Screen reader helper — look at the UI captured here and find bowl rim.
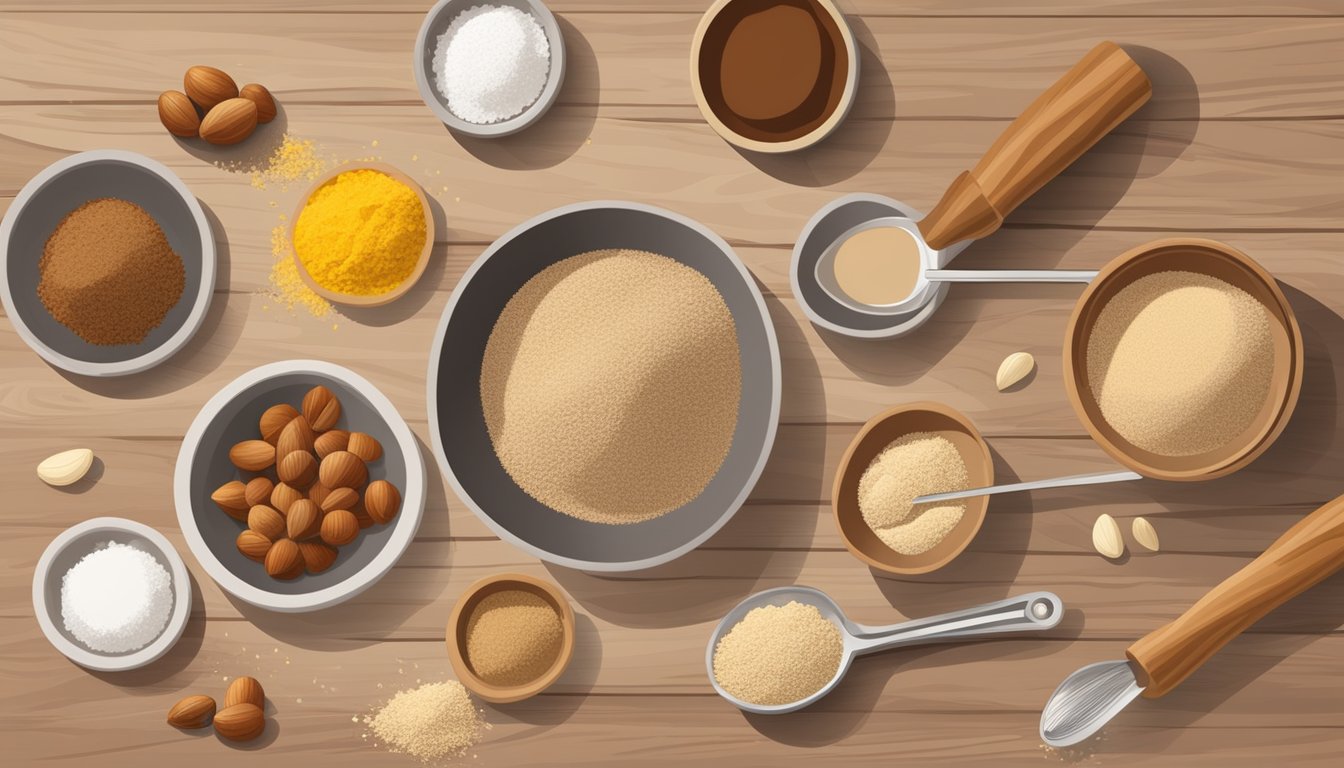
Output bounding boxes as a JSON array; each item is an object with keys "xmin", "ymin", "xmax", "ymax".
[
  {"xmin": 173, "ymin": 360, "xmax": 426, "ymax": 612},
  {"xmin": 288, "ymin": 162, "xmax": 436, "ymax": 307},
  {"xmin": 690, "ymin": 0, "xmax": 860, "ymax": 154},
  {"xmin": 445, "ymin": 572, "xmax": 577, "ymax": 703},
  {"xmin": 31, "ymin": 516, "xmax": 193, "ymax": 672},
  {"xmin": 425, "ymin": 200, "xmax": 782, "ymax": 572},
  {"xmin": 412, "ymin": 0, "xmax": 568, "ymax": 138},
  {"xmin": 0, "ymin": 149, "xmax": 217, "ymax": 377}
]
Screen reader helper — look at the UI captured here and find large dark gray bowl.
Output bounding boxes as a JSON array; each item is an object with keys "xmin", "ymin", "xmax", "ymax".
[
  {"xmin": 0, "ymin": 150, "xmax": 215, "ymax": 376},
  {"xmin": 174, "ymin": 361, "xmax": 425, "ymax": 612},
  {"xmin": 427, "ymin": 202, "xmax": 781, "ymax": 572}
]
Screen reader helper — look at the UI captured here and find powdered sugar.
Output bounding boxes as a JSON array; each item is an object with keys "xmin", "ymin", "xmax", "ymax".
[
  {"xmin": 432, "ymin": 4, "xmax": 551, "ymax": 125},
  {"xmin": 60, "ymin": 541, "xmax": 173, "ymax": 653}
]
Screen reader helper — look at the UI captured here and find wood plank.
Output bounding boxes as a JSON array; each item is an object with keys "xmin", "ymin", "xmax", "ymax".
[{"xmin": 4, "ymin": 13, "xmax": 1342, "ymax": 119}]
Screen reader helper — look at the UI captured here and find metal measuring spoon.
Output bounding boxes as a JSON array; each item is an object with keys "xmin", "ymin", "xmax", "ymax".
[{"xmin": 706, "ymin": 585, "xmax": 1063, "ymax": 714}]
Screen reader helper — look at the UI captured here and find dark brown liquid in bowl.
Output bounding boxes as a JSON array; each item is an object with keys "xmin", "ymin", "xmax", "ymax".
[{"xmin": 699, "ymin": 0, "xmax": 848, "ymax": 143}]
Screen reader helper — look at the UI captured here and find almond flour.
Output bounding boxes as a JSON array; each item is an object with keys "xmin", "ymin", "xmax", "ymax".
[
  {"xmin": 712, "ymin": 601, "xmax": 843, "ymax": 706},
  {"xmin": 857, "ymin": 433, "xmax": 970, "ymax": 555}
]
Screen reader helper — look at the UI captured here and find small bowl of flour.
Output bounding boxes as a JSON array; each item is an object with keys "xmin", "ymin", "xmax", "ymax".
[
  {"xmin": 414, "ymin": 0, "xmax": 567, "ymax": 137},
  {"xmin": 32, "ymin": 517, "xmax": 192, "ymax": 671}
]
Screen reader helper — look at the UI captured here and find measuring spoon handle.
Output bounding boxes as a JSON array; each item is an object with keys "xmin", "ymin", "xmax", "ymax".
[
  {"xmin": 926, "ymin": 269, "xmax": 1099, "ymax": 284},
  {"xmin": 850, "ymin": 592, "xmax": 1063, "ymax": 655},
  {"xmin": 913, "ymin": 470, "xmax": 1143, "ymax": 506},
  {"xmin": 918, "ymin": 42, "xmax": 1151, "ymax": 251}
]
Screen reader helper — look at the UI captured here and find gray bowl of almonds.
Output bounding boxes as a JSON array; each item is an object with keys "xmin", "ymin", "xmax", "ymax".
[{"xmin": 174, "ymin": 360, "xmax": 425, "ymax": 612}]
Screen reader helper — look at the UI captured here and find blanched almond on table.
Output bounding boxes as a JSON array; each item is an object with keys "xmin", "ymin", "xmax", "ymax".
[
  {"xmin": 239, "ymin": 83, "xmax": 277, "ymax": 124},
  {"xmin": 247, "ymin": 505, "xmax": 286, "ymax": 541},
  {"xmin": 302, "ymin": 385, "xmax": 342, "ymax": 432},
  {"xmin": 1092, "ymin": 513, "xmax": 1125, "ymax": 559},
  {"xmin": 1132, "ymin": 516, "xmax": 1161, "ymax": 552},
  {"xmin": 244, "ymin": 476, "xmax": 275, "ymax": 508},
  {"xmin": 237, "ymin": 530, "xmax": 272, "ymax": 562},
  {"xmin": 259, "ymin": 403, "xmax": 299, "ymax": 445},
  {"xmin": 270, "ymin": 482, "xmax": 304, "ymax": 514},
  {"xmin": 213, "ymin": 703, "xmax": 265, "ymax": 742},
  {"xmin": 199, "ymin": 97, "xmax": 257, "ymax": 145},
  {"xmin": 347, "ymin": 432, "xmax": 383, "ymax": 462},
  {"xmin": 276, "ymin": 416, "xmax": 315, "ymax": 457},
  {"xmin": 286, "ymin": 499, "xmax": 321, "ymax": 540},
  {"xmin": 183, "ymin": 65, "xmax": 238, "ymax": 111},
  {"xmin": 264, "ymin": 538, "xmax": 303, "ymax": 579},
  {"xmin": 157, "ymin": 90, "xmax": 200, "ymax": 138},
  {"xmin": 319, "ymin": 486, "xmax": 359, "ymax": 514},
  {"xmin": 277, "ymin": 450, "xmax": 317, "ymax": 487},
  {"xmin": 319, "ymin": 451, "xmax": 366, "ymax": 489},
  {"xmin": 212, "ymin": 480, "xmax": 250, "ymax": 519},
  {"xmin": 364, "ymin": 480, "xmax": 401, "ymax": 524},
  {"xmin": 167, "ymin": 694, "xmax": 216, "ymax": 729},
  {"xmin": 37, "ymin": 448, "xmax": 95, "ymax": 487},
  {"xmin": 229, "ymin": 440, "xmax": 275, "ymax": 472},
  {"xmin": 996, "ymin": 351, "xmax": 1036, "ymax": 391},
  {"xmin": 314, "ymin": 429, "xmax": 349, "ymax": 459},
  {"xmin": 299, "ymin": 541, "xmax": 338, "ymax": 574},
  {"xmin": 224, "ymin": 676, "xmax": 265, "ymax": 709},
  {"xmin": 320, "ymin": 509, "xmax": 359, "ymax": 546}
]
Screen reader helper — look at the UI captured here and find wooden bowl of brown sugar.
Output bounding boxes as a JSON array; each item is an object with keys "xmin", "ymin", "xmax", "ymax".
[
  {"xmin": 447, "ymin": 573, "xmax": 576, "ymax": 703},
  {"xmin": 691, "ymin": 0, "xmax": 859, "ymax": 153}
]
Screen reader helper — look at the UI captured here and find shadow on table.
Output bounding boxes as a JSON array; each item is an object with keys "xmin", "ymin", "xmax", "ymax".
[
  {"xmin": 483, "ymin": 613, "xmax": 602, "ymax": 731},
  {"xmin": 87, "ymin": 573, "xmax": 207, "ymax": 690}
]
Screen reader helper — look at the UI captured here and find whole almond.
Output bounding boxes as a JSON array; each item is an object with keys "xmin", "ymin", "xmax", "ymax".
[
  {"xmin": 319, "ymin": 451, "xmax": 366, "ymax": 490},
  {"xmin": 319, "ymin": 486, "xmax": 360, "ymax": 514},
  {"xmin": 212, "ymin": 480, "xmax": 250, "ymax": 520},
  {"xmin": 184, "ymin": 65, "xmax": 238, "ymax": 111},
  {"xmin": 229, "ymin": 440, "xmax": 275, "ymax": 472},
  {"xmin": 364, "ymin": 480, "xmax": 401, "ymax": 524},
  {"xmin": 1132, "ymin": 517, "xmax": 1160, "ymax": 552},
  {"xmin": 237, "ymin": 529, "xmax": 272, "ymax": 562},
  {"xmin": 244, "ymin": 476, "xmax": 275, "ymax": 508},
  {"xmin": 314, "ymin": 429, "xmax": 349, "ymax": 459},
  {"xmin": 239, "ymin": 83, "xmax": 277, "ymax": 124},
  {"xmin": 278, "ymin": 450, "xmax": 318, "ymax": 487},
  {"xmin": 265, "ymin": 538, "xmax": 303, "ymax": 579},
  {"xmin": 270, "ymin": 482, "xmax": 305, "ymax": 514},
  {"xmin": 286, "ymin": 499, "xmax": 321, "ymax": 540},
  {"xmin": 157, "ymin": 90, "xmax": 200, "ymax": 138},
  {"xmin": 224, "ymin": 676, "xmax": 265, "ymax": 709},
  {"xmin": 996, "ymin": 351, "xmax": 1035, "ymax": 391},
  {"xmin": 276, "ymin": 416, "xmax": 315, "ymax": 458},
  {"xmin": 320, "ymin": 509, "xmax": 359, "ymax": 546},
  {"xmin": 298, "ymin": 541, "xmax": 338, "ymax": 574},
  {"xmin": 353, "ymin": 506, "xmax": 377, "ymax": 529},
  {"xmin": 302, "ymin": 385, "xmax": 341, "ymax": 432},
  {"xmin": 200, "ymin": 97, "xmax": 257, "ymax": 145},
  {"xmin": 247, "ymin": 505, "xmax": 286, "ymax": 540},
  {"xmin": 347, "ymin": 432, "xmax": 383, "ymax": 463},
  {"xmin": 259, "ymin": 403, "xmax": 299, "ymax": 445},
  {"xmin": 213, "ymin": 702, "xmax": 265, "ymax": 742},
  {"xmin": 167, "ymin": 694, "xmax": 216, "ymax": 729},
  {"xmin": 1092, "ymin": 513, "xmax": 1125, "ymax": 559},
  {"xmin": 307, "ymin": 481, "xmax": 331, "ymax": 507}
]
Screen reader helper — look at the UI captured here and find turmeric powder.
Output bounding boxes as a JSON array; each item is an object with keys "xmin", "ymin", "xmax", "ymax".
[{"xmin": 293, "ymin": 168, "xmax": 426, "ymax": 297}]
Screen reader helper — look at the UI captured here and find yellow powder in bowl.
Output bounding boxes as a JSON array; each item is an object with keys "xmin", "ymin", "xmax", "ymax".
[
  {"xmin": 712, "ymin": 601, "xmax": 843, "ymax": 706},
  {"xmin": 1086, "ymin": 270, "xmax": 1274, "ymax": 457},
  {"xmin": 857, "ymin": 432, "xmax": 970, "ymax": 556},
  {"xmin": 465, "ymin": 590, "xmax": 564, "ymax": 687},
  {"xmin": 481, "ymin": 248, "xmax": 742, "ymax": 524},
  {"xmin": 293, "ymin": 168, "xmax": 426, "ymax": 297}
]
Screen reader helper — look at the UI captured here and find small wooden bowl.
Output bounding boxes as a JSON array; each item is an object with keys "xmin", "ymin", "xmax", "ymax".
[
  {"xmin": 446, "ymin": 573, "xmax": 576, "ymax": 703},
  {"xmin": 289, "ymin": 162, "xmax": 434, "ymax": 307},
  {"xmin": 1063, "ymin": 238, "xmax": 1303, "ymax": 482},
  {"xmin": 832, "ymin": 402, "xmax": 993, "ymax": 575}
]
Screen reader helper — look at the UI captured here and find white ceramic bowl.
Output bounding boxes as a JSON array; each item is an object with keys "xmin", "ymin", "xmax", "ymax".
[
  {"xmin": 175, "ymin": 360, "xmax": 425, "ymax": 612},
  {"xmin": 32, "ymin": 517, "xmax": 193, "ymax": 672}
]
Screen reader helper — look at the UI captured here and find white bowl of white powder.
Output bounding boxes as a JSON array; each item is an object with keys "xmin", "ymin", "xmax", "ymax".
[
  {"xmin": 414, "ymin": 0, "xmax": 566, "ymax": 137},
  {"xmin": 32, "ymin": 517, "xmax": 191, "ymax": 671}
]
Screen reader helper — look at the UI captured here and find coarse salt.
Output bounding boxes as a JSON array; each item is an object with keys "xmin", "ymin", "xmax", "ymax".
[
  {"xmin": 60, "ymin": 541, "xmax": 173, "ymax": 653},
  {"xmin": 433, "ymin": 4, "xmax": 551, "ymax": 125}
]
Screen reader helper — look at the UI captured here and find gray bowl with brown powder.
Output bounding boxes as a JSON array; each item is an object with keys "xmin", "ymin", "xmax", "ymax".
[
  {"xmin": 0, "ymin": 150, "xmax": 216, "ymax": 376},
  {"xmin": 427, "ymin": 202, "xmax": 781, "ymax": 572}
]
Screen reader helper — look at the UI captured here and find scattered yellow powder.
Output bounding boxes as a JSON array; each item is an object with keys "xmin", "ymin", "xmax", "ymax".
[
  {"xmin": 857, "ymin": 433, "xmax": 970, "ymax": 555},
  {"xmin": 712, "ymin": 601, "xmax": 843, "ymax": 706},
  {"xmin": 266, "ymin": 221, "xmax": 333, "ymax": 319},
  {"xmin": 293, "ymin": 169, "xmax": 426, "ymax": 297},
  {"xmin": 365, "ymin": 681, "xmax": 489, "ymax": 762},
  {"xmin": 1087, "ymin": 270, "xmax": 1274, "ymax": 456},
  {"xmin": 250, "ymin": 134, "xmax": 329, "ymax": 191},
  {"xmin": 465, "ymin": 590, "xmax": 564, "ymax": 687}
]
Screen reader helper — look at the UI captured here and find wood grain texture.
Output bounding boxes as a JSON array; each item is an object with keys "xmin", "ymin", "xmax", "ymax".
[{"xmin": 1, "ymin": 1, "xmax": 1342, "ymax": 765}]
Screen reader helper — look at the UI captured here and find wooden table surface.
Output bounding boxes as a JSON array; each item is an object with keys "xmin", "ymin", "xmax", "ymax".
[{"xmin": 2, "ymin": 1, "xmax": 1342, "ymax": 765}]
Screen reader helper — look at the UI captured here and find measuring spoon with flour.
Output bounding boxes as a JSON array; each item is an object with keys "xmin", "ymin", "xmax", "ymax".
[
  {"xmin": 809, "ymin": 41, "xmax": 1150, "ymax": 318},
  {"xmin": 707, "ymin": 586, "xmax": 1063, "ymax": 714}
]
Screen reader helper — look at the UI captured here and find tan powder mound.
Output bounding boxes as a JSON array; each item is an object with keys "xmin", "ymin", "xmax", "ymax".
[
  {"xmin": 465, "ymin": 590, "xmax": 564, "ymax": 687},
  {"xmin": 712, "ymin": 601, "xmax": 843, "ymax": 706},
  {"xmin": 857, "ymin": 432, "xmax": 970, "ymax": 556},
  {"xmin": 366, "ymin": 680, "xmax": 488, "ymax": 761},
  {"xmin": 481, "ymin": 249, "xmax": 742, "ymax": 524},
  {"xmin": 1086, "ymin": 270, "xmax": 1274, "ymax": 457}
]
